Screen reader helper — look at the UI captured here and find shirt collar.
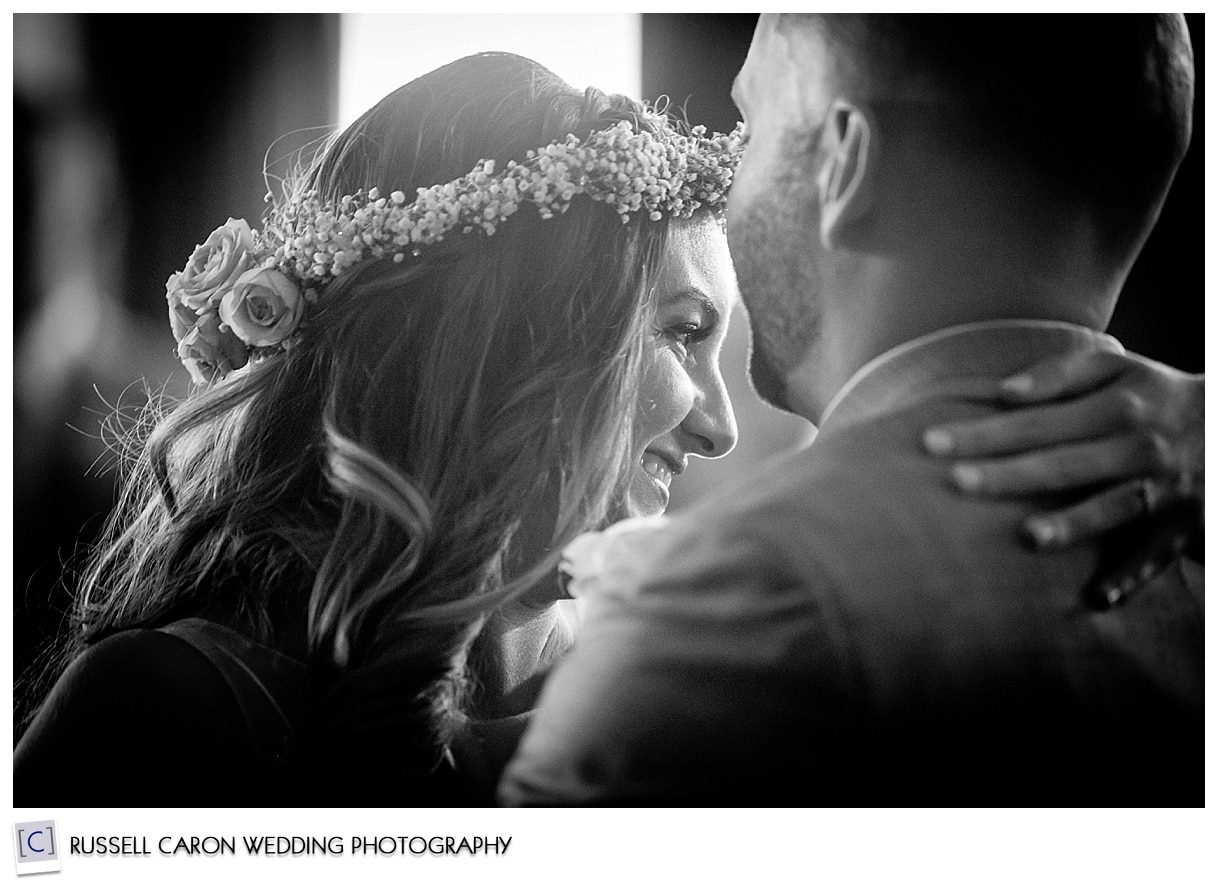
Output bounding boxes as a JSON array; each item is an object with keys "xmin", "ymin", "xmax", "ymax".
[{"xmin": 818, "ymin": 319, "xmax": 1124, "ymax": 432}]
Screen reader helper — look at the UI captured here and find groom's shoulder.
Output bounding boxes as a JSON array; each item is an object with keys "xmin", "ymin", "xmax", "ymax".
[
  {"xmin": 634, "ymin": 394, "xmax": 1040, "ymax": 619},
  {"xmin": 678, "ymin": 405, "xmax": 944, "ymax": 549}
]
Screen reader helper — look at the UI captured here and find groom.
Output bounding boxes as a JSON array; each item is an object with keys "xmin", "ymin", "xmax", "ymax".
[{"xmin": 500, "ymin": 15, "xmax": 1203, "ymax": 804}]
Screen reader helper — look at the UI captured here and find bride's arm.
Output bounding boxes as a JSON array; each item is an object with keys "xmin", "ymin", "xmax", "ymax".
[{"xmin": 921, "ymin": 349, "xmax": 1203, "ymax": 551}]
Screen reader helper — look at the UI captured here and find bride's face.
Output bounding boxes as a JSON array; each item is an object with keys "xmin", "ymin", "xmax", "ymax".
[{"xmin": 627, "ymin": 214, "xmax": 740, "ymax": 517}]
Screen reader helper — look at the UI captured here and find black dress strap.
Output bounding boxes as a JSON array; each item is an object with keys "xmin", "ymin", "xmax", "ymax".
[{"xmin": 159, "ymin": 618, "xmax": 308, "ymax": 771}]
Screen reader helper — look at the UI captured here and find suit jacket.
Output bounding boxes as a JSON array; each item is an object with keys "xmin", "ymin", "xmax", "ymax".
[{"xmin": 499, "ymin": 321, "xmax": 1204, "ymax": 806}]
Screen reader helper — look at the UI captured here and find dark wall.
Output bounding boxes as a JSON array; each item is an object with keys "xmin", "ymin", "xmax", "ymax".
[{"xmin": 92, "ymin": 14, "xmax": 342, "ymax": 324}]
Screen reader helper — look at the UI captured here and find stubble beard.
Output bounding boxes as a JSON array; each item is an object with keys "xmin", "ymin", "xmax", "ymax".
[{"xmin": 729, "ymin": 192, "xmax": 822, "ymax": 417}]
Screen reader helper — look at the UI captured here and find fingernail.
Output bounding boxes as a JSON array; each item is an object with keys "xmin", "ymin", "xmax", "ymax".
[
  {"xmin": 1096, "ymin": 573, "xmax": 1139, "ymax": 607},
  {"xmin": 1025, "ymin": 518, "xmax": 1060, "ymax": 547},
  {"xmin": 1001, "ymin": 374, "xmax": 1035, "ymax": 395},
  {"xmin": 1101, "ymin": 581, "xmax": 1126, "ymax": 607},
  {"xmin": 923, "ymin": 428, "xmax": 954, "ymax": 455},
  {"xmin": 952, "ymin": 464, "xmax": 983, "ymax": 491}
]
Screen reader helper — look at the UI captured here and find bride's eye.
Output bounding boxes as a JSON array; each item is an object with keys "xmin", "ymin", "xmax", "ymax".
[{"xmin": 662, "ymin": 321, "xmax": 709, "ymax": 355}]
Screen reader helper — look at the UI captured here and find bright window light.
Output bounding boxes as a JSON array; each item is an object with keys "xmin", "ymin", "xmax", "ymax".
[{"xmin": 339, "ymin": 13, "xmax": 642, "ymax": 128}]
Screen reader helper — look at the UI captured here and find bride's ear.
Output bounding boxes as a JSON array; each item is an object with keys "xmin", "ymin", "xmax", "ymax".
[{"xmin": 816, "ymin": 99, "xmax": 879, "ymax": 251}]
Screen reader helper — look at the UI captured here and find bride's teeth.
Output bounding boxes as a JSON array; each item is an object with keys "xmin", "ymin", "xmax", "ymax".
[{"xmin": 640, "ymin": 451, "xmax": 673, "ymax": 487}]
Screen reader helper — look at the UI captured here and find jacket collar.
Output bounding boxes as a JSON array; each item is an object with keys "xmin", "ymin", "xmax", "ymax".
[{"xmin": 819, "ymin": 319, "xmax": 1123, "ymax": 433}]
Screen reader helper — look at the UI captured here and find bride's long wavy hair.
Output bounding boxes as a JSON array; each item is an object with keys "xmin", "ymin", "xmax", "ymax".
[{"xmin": 55, "ymin": 53, "xmax": 672, "ymax": 771}]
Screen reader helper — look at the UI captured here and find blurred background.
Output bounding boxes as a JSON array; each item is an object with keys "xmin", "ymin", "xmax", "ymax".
[{"xmin": 11, "ymin": 14, "xmax": 1204, "ymax": 711}]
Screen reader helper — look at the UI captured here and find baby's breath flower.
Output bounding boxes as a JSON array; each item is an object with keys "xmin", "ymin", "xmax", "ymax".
[{"xmin": 170, "ymin": 113, "xmax": 744, "ymax": 385}]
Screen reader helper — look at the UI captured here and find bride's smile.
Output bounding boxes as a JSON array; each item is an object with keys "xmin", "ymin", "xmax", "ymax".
[{"xmin": 639, "ymin": 447, "xmax": 683, "ymax": 504}]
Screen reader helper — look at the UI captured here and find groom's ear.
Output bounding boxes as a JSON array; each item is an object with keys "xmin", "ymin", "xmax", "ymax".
[{"xmin": 816, "ymin": 100, "xmax": 879, "ymax": 251}]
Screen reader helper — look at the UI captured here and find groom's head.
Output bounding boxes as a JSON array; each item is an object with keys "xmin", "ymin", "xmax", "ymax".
[{"xmin": 729, "ymin": 14, "xmax": 1194, "ymax": 421}]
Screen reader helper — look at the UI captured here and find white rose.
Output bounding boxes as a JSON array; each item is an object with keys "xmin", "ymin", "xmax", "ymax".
[
  {"xmin": 169, "ymin": 218, "xmax": 257, "ymax": 311},
  {"xmin": 167, "ymin": 298, "xmax": 197, "ymax": 344},
  {"xmin": 560, "ymin": 515, "xmax": 673, "ymax": 600},
  {"xmin": 218, "ymin": 267, "xmax": 304, "ymax": 347},
  {"xmin": 177, "ymin": 312, "xmax": 250, "ymax": 385}
]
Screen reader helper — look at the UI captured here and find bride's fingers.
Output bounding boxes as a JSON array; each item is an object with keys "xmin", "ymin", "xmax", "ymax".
[
  {"xmin": 923, "ymin": 387, "xmax": 1146, "ymax": 458},
  {"xmin": 1022, "ymin": 477, "xmax": 1198, "ymax": 564},
  {"xmin": 997, "ymin": 348, "xmax": 1133, "ymax": 404},
  {"xmin": 1021, "ymin": 478, "xmax": 1156, "ymax": 549},
  {"xmin": 948, "ymin": 432, "xmax": 1174, "ymax": 497}
]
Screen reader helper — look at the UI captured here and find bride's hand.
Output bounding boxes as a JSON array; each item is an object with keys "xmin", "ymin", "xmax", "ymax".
[{"xmin": 922, "ymin": 349, "xmax": 1203, "ymax": 550}]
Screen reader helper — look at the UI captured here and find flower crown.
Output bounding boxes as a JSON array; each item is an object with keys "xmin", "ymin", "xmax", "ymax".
[{"xmin": 166, "ymin": 114, "xmax": 745, "ymax": 385}]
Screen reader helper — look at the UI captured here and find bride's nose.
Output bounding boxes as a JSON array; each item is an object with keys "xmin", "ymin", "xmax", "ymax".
[{"xmin": 679, "ymin": 369, "xmax": 738, "ymax": 458}]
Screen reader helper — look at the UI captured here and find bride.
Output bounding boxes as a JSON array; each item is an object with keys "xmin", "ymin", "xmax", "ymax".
[{"xmin": 13, "ymin": 52, "xmax": 1203, "ymax": 806}]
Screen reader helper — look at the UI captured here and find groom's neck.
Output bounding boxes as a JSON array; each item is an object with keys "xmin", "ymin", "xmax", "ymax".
[{"xmin": 789, "ymin": 239, "xmax": 1124, "ymax": 426}]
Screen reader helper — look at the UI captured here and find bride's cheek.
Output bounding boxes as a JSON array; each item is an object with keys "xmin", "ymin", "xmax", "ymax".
[
  {"xmin": 635, "ymin": 356, "xmax": 690, "ymax": 438},
  {"xmin": 658, "ymin": 362, "xmax": 698, "ymax": 428}
]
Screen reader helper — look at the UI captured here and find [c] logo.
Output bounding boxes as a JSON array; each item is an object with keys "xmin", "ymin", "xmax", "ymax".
[{"xmin": 12, "ymin": 821, "xmax": 60, "ymax": 876}]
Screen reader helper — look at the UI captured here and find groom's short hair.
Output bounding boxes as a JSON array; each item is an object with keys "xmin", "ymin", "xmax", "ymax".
[{"xmin": 787, "ymin": 14, "xmax": 1194, "ymax": 253}]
